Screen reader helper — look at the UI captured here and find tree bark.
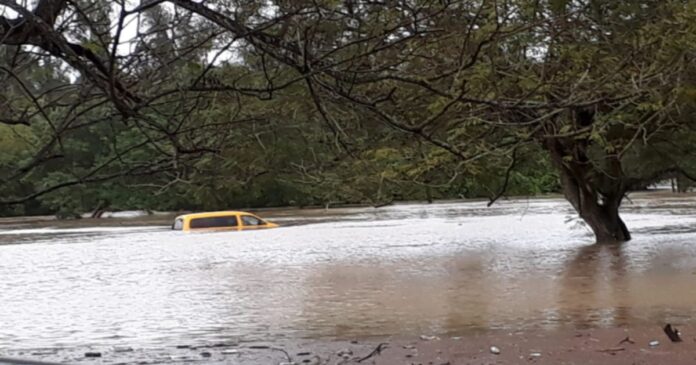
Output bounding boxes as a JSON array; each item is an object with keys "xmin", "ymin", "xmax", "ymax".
[
  {"xmin": 677, "ymin": 175, "xmax": 692, "ymax": 193},
  {"xmin": 546, "ymin": 140, "xmax": 631, "ymax": 244},
  {"xmin": 576, "ymin": 191, "xmax": 631, "ymax": 243},
  {"xmin": 559, "ymin": 167, "xmax": 631, "ymax": 243}
]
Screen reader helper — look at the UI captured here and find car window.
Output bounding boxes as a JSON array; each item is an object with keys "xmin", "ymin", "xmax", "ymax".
[
  {"xmin": 172, "ymin": 219, "xmax": 183, "ymax": 230},
  {"xmin": 241, "ymin": 215, "xmax": 264, "ymax": 226},
  {"xmin": 189, "ymin": 216, "xmax": 238, "ymax": 228}
]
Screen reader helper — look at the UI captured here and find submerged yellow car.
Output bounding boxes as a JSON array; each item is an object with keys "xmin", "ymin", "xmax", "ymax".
[{"xmin": 172, "ymin": 211, "xmax": 278, "ymax": 231}]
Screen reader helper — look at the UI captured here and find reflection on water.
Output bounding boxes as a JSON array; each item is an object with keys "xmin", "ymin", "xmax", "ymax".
[{"xmin": 1, "ymin": 193, "xmax": 696, "ymax": 352}]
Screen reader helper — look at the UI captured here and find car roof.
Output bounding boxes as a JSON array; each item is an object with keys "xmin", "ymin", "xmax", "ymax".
[{"xmin": 175, "ymin": 211, "xmax": 256, "ymax": 220}]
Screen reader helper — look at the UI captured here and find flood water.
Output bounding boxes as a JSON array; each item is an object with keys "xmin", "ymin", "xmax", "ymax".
[{"xmin": 1, "ymin": 193, "xmax": 696, "ymax": 357}]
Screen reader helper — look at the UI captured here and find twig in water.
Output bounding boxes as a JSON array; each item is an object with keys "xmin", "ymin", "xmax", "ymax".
[
  {"xmin": 271, "ymin": 347, "xmax": 293, "ymax": 363},
  {"xmin": 597, "ymin": 347, "xmax": 626, "ymax": 353},
  {"xmin": 618, "ymin": 336, "xmax": 635, "ymax": 345},
  {"xmin": 245, "ymin": 345, "xmax": 293, "ymax": 363},
  {"xmin": 357, "ymin": 343, "xmax": 388, "ymax": 363}
]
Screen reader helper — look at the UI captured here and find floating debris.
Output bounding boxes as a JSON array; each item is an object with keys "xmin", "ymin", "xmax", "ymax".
[
  {"xmin": 297, "ymin": 352, "xmax": 311, "ymax": 356},
  {"xmin": 249, "ymin": 345, "xmax": 271, "ymax": 349},
  {"xmin": 222, "ymin": 349, "xmax": 240, "ymax": 355},
  {"xmin": 529, "ymin": 352, "xmax": 542, "ymax": 358},
  {"xmin": 490, "ymin": 346, "xmax": 500, "ymax": 355},
  {"xmin": 84, "ymin": 352, "xmax": 102, "ymax": 358},
  {"xmin": 31, "ymin": 350, "xmax": 58, "ymax": 356},
  {"xmin": 168, "ymin": 355, "xmax": 190, "ymax": 361},
  {"xmin": 420, "ymin": 335, "xmax": 440, "ymax": 341},
  {"xmin": 200, "ymin": 352, "xmax": 212, "ymax": 357},
  {"xmin": 664, "ymin": 324, "xmax": 682, "ymax": 342},
  {"xmin": 176, "ymin": 345, "xmax": 190, "ymax": 349},
  {"xmin": 618, "ymin": 337, "xmax": 635, "ymax": 345},
  {"xmin": 337, "ymin": 349, "xmax": 353, "ymax": 358},
  {"xmin": 597, "ymin": 347, "xmax": 625, "ymax": 354},
  {"xmin": 113, "ymin": 346, "xmax": 134, "ymax": 353},
  {"xmin": 649, "ymin": 340, "xmax": 660, "ymax": 347}
]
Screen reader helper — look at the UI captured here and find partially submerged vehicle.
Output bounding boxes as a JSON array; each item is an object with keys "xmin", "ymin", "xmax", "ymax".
[{"xmin": 172, "ymin": 211, "xmax": 278, "ymax": 232}]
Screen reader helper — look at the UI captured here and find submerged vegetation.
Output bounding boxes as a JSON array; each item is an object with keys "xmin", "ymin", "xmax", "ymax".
[{"xmin": 1, "ymin": 0, "xmax": 696, "ymax": 242}]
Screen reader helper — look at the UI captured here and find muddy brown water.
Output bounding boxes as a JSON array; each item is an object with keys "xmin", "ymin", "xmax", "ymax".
[{"xmin": 1, "ymin": 192, "xmax": 696, "ymax": 359}]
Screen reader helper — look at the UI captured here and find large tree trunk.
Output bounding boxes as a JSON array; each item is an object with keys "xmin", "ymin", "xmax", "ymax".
[
  {"xmin": 546, "ymin": 139, "xmax": 631, "ymax": 244},
  {"xmin": 573, "ymin": 190, "xmax": 631, "ymax": 243},
  {"xmin": 557, "ymin": 165, "xmax": 631, "ymax": 243}
]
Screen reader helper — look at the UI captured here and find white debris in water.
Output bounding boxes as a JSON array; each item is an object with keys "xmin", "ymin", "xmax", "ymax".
[
  {"xmin": 419, "ymin": 335, "xmax": 440, "ymax": 341},
  {"xmin": 649, "ymin": 340, "xmax": 660, "ymax": 347},
  {"xmin": 101, "ymin": 210, "xmax": 151, "ymax": 218},
  {"xmin": 168, "ymin": 355, "xmax": 190, "ymax": 361},
  {"xmin": 490, "ymin": 346, "xmax": 501, "ymax": 355},
  {"xmin": 337, "ymin": 349, "xmax": 352, "ymax": 359}
]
